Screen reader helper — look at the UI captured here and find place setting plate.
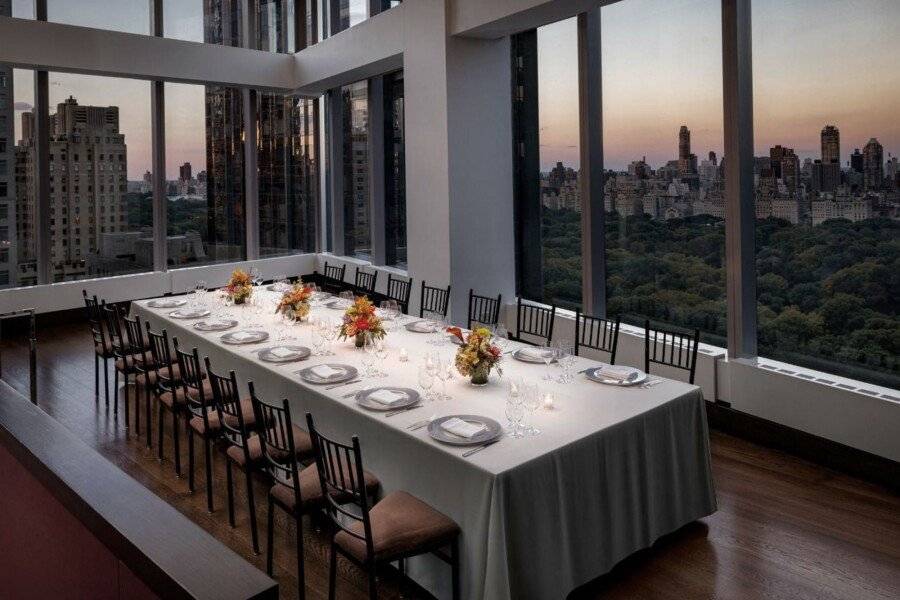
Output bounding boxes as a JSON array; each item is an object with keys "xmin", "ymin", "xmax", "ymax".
[
  {"xmin": 355, "ymin": 387, "xmax": 420, "ymax": 411},
  {"xmin": 325, "ymin": 299, "xmax": 353, "ymax": 310},
  {"xmin": 266, "ymin": 283, "xmax": 293, "ymax": 293},
  {"xmin": 583, "ymin": 364, "xmax": 648, "ymax": 386},
  {"xmin": 221, "ymin": 330, "xmax": 270, "ymax": 345},
  {"xmin": 258, "ymin": 345, "xmax": 311, "ymax": 363},
  {"xmin": 427, "ymin": 415, "xmax": 503, "ymax": 446},
  {"xmin": 297, "ymin": 363, "xmax": 359, "ymax": 385},
  {"xmin": 148, "ymin": 298, "xmax": 187, "ymax": 309},
  {"xmin": 405, "ymin": 320, "xmax": 438, "ymax": 334},
  {"xmin": 193, "ymin": 318, "xmax": 238, "ymax": 332},
  {"xmin": 169, "ymin": 308, "xmax": 211, "ymax": 319},
  {"xmin": 512, "ymin": 347, "xmax": 556, "ymax": 364}
]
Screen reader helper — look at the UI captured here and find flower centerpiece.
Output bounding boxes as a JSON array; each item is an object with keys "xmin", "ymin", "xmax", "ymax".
[
  {"xmin": 338, "ymin": 296, "xmax": 386, "ymax": 348},
  {"xmin": 449, "ymin": 326, "xmax": 502, "ymax": 386},
  {"xmin": 223, "ymin": 268, "xmax": 253, "ymax": 305},
  {"xmin": 275, "ymin": 281, "xmax": 313, "ymax": 321}
]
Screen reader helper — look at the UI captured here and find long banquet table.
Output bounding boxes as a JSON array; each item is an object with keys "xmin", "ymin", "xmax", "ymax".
[{"xmin": 133, "ymin": 290, "xmax": 716, "ymax": 600}]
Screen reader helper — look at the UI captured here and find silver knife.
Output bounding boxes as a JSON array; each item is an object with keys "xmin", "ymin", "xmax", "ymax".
[
  {"xmin": 385, "ymin": 405, "xmax": 421, "ymax": 418},
  {"xmin": 462, "ymin": 439, "xmax": 499, "ymax": 457},
  {"xmin": 325, "ymin": 378, "xmax": 361, "ymax": 390},
  {"xmin": 407, "ymin": 419, "xmax": 431, "ymax": 430}
]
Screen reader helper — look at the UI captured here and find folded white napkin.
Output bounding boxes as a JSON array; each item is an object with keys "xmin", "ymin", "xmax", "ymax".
[
  {"xmin": 270, "ymin": 347, "xmax": 296, "ymax": 358},
  {"xmin": 597, "ymin": 365, "xmax": 640, "ymax": 382},
  {"xmin": 520, "ymin": 347, "xmax": 552, "ymax": 359},
  {"xmin": 231, "ymin": 331, "xmax": 255, "ymax": 341},
  {"xmin": 412, "ymin": 321, "xmax": 435, "ymax": 332},
  {"xmin": 441, "ymin": 417, "xmax": 486, "ymax": 439},
  {"xmin": 203, "ymin": 319, "xmax": 228, "ymax": 328},
  {"xmin": 311, "ymin": 364, "xmax": 341, "ymax": 379},
  {"xmin": 369, "ymin": 389, "xmax": 407, "ymax": 406}
]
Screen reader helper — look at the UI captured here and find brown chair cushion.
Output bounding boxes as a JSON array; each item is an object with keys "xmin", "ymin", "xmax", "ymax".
[
  {"xmin": 135, "ymin": 363, "xmax": 182, "ymax": 387},
  {"xmin": 94, "ymin": 339, "xmax": 115, "ymax": 358},
  {"xmin": 335, "ymin": 491, "xmax": 459, "ymax": 563},
  {"xmin": 114, "ymin": 354, "xmax": 156, "ymax": 372},
  {"xmin": 270, "ymin": 462, "xmax": 379, "ymax": 512},
  {"xmin": 159, "ymin": 379, "xmax": 213, "ymax": 409},
  {"xmin": 226, "ymin": 425, "xmax": 313, "ymax": 467},
  {"xmin": 189, "ymin": 397, "xmax": 255, "ymax": 436}
]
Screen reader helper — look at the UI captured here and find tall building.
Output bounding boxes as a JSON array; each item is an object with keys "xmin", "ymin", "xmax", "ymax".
[
  {"xmin": 16, "ymin": 97, "xmax": 128, "ymax": 283},
  {"xmin": 677, "ymin": 125, "xmax": 696, "ymax": 175},
  {"xmin": 863, "ymin": 137, "xmax": 883, "ymax": 190},
  {"xmin": 781, "ymin": 149, "xmax": 800, "ymax": 193},
  {"xmin": 850, "ymin": 148, "xmax": 864, "ymax": 173},
  {"xmin": 821, "ymin": 125, "xmax": 840, "ymax": 164},
  {"xmin": 179, "ymin": 162, "xmax": 192, "ymax": 182},
  {"xmin": 769, "ymin": 145, "xmax": 791, "ymax": 179},
  {"xmin": 0, "ymin": 0, "xmax": 15, "ymax": 288}
]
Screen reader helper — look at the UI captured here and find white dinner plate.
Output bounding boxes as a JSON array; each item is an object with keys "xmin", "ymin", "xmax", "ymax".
[
  {"xmin": 355, "ymin": 387, "xmax": 420, "ymax": 411},
  {"xmin": 584, "ymin": 366, "xmax": 648, "ymax": 386},
  {"xmin": 427, "ymin": 415, "xmax": 503, "ymax": 446}
]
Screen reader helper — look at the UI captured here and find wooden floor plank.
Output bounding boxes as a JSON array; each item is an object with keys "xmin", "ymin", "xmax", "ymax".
[{"xmin": 1, "ymin": 323, "xmax": 898, "ymax": 599}]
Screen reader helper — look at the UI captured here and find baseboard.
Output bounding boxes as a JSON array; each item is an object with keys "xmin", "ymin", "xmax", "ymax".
[{"xmin": 706, "ymin": 401, "xmax": 900, "ymax": 494}]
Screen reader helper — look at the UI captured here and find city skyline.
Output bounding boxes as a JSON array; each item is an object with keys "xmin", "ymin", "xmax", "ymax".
[{"xmin": 8, "ymin": 0, "xmax": 900, "ymax": 174}]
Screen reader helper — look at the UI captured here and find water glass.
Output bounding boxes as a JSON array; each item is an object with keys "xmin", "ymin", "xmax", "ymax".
[
  {"xmin": 418, "ymin": 364, "xmax": 435, "ymax": 401},
  {"xmin": 540, "ymin": 346, "xmax": 556, "ymax": 380},
  {"xmin": 523, "ymin": 384, "xmax": 542, "ymax": 436}
]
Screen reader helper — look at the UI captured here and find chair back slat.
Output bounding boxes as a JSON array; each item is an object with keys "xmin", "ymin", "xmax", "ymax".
[
  {"xmin": 121, "ymin": 313, "xmax": 149, "ymax": 373},
  {"xmin": 515, "ymin": 298, "xmax": 556, "ymax": 345},
  {"xmin": 83, "ymin": 291, "xmax": 108, "ymax": 349},
  {"xmin": 575, "ymin": 312, "xmax": 621, "ymax": 364},
  {"xmin": 205, "ymin": 358, "xmax": 248, "ymax": 448},
  {"xmin": 101, "ymin": 302, "xmax": 127, "ymax": 359},
  {"xmin": 467, "ymin": 289, "xmax": 502, "ymax": 329},
  {"xmin": 305, "ymin": 413, "xmax": 375, "ymax": 551},
  {"xmin": 354, "ymin": 268, "xmax": 378, "ymax": 294},
  {"xmin": 145, "ymin": 325, "xmax": 176, "ymax": 392},
  {"xmin": 321, "ymin": 262, "xmax": 347, "ymax": 293},
  {"xmin": 250, "ymin": 386, "xmax": 303, "ymax": 495},
  {"xmin": 419, "ymin": 281, "xmax": 450, "ymax": 318},
  {"xmin": 643, "ymin": 320, "xmax": 700, "ymax": 384},
  {"xmin": 173, "ymin": 339, "xmax": 208, "ymax": 419},
  {"xmin": 386, "ymin": 274, "xmax": 412, "ymax": 313}
]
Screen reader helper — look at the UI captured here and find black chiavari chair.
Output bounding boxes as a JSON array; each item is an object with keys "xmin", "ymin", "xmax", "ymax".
[
  {"xmin": 101, "ymin": 302, "xmax": 134, "ymax": 421},
  {"xmin": 83, "ymin": 291, "xmax": 112, "ymax": 405},
  {"xmin": 419, "ymin": 281, "xmax": 451, "ymax": 318},
  {"xmin": 512, "ymin": 298, "xmax": 556, "ymax": 346},
  {"xmin": 251, "ymin": 391, "xmax": 379, "ymax": 598},
  {"xmin": 173, "ymin": 341, "xmax": 218, "ymax": 512},
  {"xmin": 121, "ymin": 312, "xmax": 153, "ymax": 439},
  {"xmin": 354, "ymin": 267, "xmax": 378, "ymax": 296},
  {"xmin": 145, "ymin": 325, "xmax": 185, "ymax": 473},
  {"xmin": 574, "ymin": 312, "xmax": 621, "ymax": 364},
  {"xmin": 644, "ymin": 320, "xmax": 700, "ymax": 384},
  {"xmin": 205, "ymin": 359, "xmax": 263, "ymax": 553},
  {"xmin": 306, "ymin": 412, "xmax": 459, "ymax": 600},
  {"xmin": 467, "ymin": 289, "xmax": 502, "ymax": 330},
  {"xmin": 385, "ymin": 273, "xmax": 412, "ymax": 314},
  {"xmin": 320, "ymin": 261, "xmax": 347, "ymax": 293}
]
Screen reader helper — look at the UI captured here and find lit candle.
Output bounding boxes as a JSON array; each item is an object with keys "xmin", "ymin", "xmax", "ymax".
[
  {"xmin": 399, "ymin": 348, "xmax": 409, "ymax": 362},
  {"xmin": 543, "ymin": 393, "xmax": 555, "ymax": 410}
]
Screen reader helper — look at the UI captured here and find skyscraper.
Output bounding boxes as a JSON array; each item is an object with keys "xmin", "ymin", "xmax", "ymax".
[
  {"xmin": 677, "ymin": 125, "xmax": 696, "ymax": 175},
  {"xmin": 821, "ymin": 125, "xmax": 840, "ymax": 164},
  {"xmin": 0, "ymin": 0, "xmax": 15, "ymax": 288},
  {"xmin": 179, "ymin": 162, "xmax": 192, "ymax": 182},
  {"xmin": 850, "ymin": 148, "xmax": 864, "ymax": 173},
  {"xmin": 863, "ymin": 137, "xmax": 883, "ymax": 190}
]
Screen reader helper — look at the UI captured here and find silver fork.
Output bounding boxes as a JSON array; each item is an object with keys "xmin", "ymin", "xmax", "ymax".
[{"xmin": 462, "ymin": 439, "xmax": 499, "ymax": 457}]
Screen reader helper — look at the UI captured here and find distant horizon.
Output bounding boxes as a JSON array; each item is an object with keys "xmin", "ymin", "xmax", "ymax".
[{"xmin": 9, "ymin": 0, "xmax": 900, "ymax": 176}]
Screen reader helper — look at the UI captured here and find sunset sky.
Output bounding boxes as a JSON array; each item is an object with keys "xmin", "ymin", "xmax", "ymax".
[{"xmin": 10, "ymin": 0, "xmax": 900, "ymax": 176}]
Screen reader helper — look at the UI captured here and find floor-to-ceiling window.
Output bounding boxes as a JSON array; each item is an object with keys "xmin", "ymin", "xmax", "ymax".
[
  {"xmin": 384, "ymin": 70, "xmax": 405, "ymax": 268},
  {"xmin": 341, "ymin": 80, "xmax": 370, "ymax": 259},
  {"xmin": 752, "ymin": 0, "xmax": 899, "ymax": 388},
  {"xmin": 602, "ymin": 0, "xmax": 726, "ymax": 345},
  {"xmin": 47, "ymin": 0, "xmax": 149, "ymax": 34}
]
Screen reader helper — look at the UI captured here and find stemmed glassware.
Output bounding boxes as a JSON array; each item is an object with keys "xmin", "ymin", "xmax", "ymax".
[
  {"xmin": 492, "ymin": 324, "xmax": 510, "ymax": 353},
  {"xmin": 523, "ymin": 383, "xmax": 542, "ymax": 436},
  {"xmin": 505, "ymin": 379, "xmax": 525, "ymax": 437},
  {"xmin": 554, "ymin": 340, "xmax": 575, "ymax": 383},
  {"xmin": 426, "ymin": 352, "xmax": 449, "ymax": 399},
  {"xmin": 320, "ymin": 318, "xmax": 338, "ymax": 355},
  {"xmin": 193, "ymin": 280, "xmax": 207, "ymax": 307},
  {"xmin": 310, "ymin": 318, "xmax": 327, "ymax": 356},
  {"xmin": 540, "ymin": 345, "xmax": 556, "ymax": 380},
  {"xmin": 418, "ymin": 362, "xmax": 435, "ymax": 401}
]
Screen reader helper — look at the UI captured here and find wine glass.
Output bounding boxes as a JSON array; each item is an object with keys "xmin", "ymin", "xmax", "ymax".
[
  {"xmin": 418, "ymin": 364, "xmax": 435, "ymax": 401},
  {"xmin": 505, "ymin": 380, "xmax": 525, "ymax": 437},
  {"xmin": 539, "ymin": 345, "xmax": 556, "ymax": 380},
  {"xmin": 321, "ymin": 318, "xmax": 338, "ymax": 355},
  {"xmin": 555, "ymin": 340, "xmax": 575, "ymax": 383}
]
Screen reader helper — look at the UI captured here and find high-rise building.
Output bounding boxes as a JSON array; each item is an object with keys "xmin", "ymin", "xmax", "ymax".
[
  {"xmin": 863, "ymin": 137, "xmax": 883, "ymax": 190},
  {"xmin": 781, "ymin": 149, "xmax": 800, "ymax": 193},
  {"xmin": 0, "ymin": 0, "xmax": 15, "ymax": 288},
  {"xmin": 16, "ymin": 97, "xmax": 128, "ymax": 283},
  {"xmin": 677, "ymin": 125, "xmax": 696, "ymax": 175},
  {"xmin": 821, "ymin": 125, "xmax": 840, "ymax": 165},
  {"xmin": 179, "ymin": 162, "xmax": 192, "ymax": 182},
  {"xmin": 769, "ymin": 145, "xmax": 790, "ymax": 179},
  {"xmin": 850, "ymin": 148, "xmax": 864, "ymax": 173}
]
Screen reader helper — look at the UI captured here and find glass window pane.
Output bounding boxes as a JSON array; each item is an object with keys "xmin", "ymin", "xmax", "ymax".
[
  {"xmin": 43, "ymin": 73, "xmax": 152, "ymax": 281},
  {"xmin": 203, "ymin": 0, "xmax": 243, "ymax": 47},
  {"xmin": 258, "ymin": 94, "xmax": 319, "ymax": 256},
  {"xmin": 47, "ymin": 0, "xmax": 150, "ymax": 35},
  {"xmin": 384, "ymin": 70, "xmax": 406, "ymax": 268},
  {"xmin": 537, "ymin": 17, "xmax": 581, "ymax": 310},
  {"xmin": 342, "ymin": 80, "xmax": 370, "ymax": 259},
  {"xmin": 12, "ymin": 0, "xmax": 34, "ymax": 19},
  {"xmin": 205, "ymin": 84, "xmax": 246, "ymax": 262},
  {"xmin": 165, "ymin": 0, "xmax": 203, "ymax": 43},
  {"xmin": 602, "ymin": 0, "xmax": 726, "ymax": 344},
  {"xmin": 753, "ymin": 0, "xmax": 899, "ymax": 388},
  {"xmin": 1, "ymin": 64, "xmax": 32, "ymax": 289}
]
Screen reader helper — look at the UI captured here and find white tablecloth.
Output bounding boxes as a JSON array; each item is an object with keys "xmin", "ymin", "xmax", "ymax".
[{"xmin": 133, "ymin": 291, "xmax": 716, "ymax": 600}]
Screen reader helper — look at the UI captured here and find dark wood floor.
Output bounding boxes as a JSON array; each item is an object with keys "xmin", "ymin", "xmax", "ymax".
[{"xmin": 1, "ymin": 320, "xmax": 899, "ymax": 600}]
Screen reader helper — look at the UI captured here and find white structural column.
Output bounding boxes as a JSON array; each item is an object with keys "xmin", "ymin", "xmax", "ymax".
[
  {"xmin": 403, "ymin": 1, "xmax": 516, "ymax": 324},
  {"xmin": 722, "ymin": 0, "xmax": 757, "ymax": 358},
  {"xmin": 150, "ymin": 0, "xmax": 167, "ymax": 272},
  {"xmin": 578, "ymin": 8, "xmax": 606, "ymax": 316}
]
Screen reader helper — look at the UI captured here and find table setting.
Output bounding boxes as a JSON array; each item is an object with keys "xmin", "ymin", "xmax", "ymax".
[{"xmin": 132, "ymin": 276, "xmax": 716, "ymax": 600}]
